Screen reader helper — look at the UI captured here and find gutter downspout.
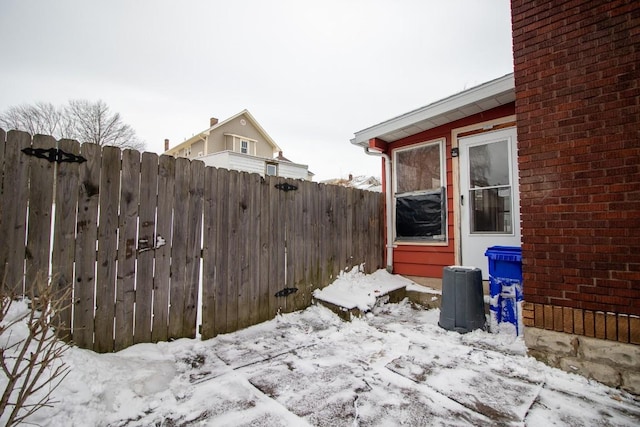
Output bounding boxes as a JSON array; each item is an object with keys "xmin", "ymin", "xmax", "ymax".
[{"xmin": 363, "ymin": 147, "xmax": 393, "ymax": 273}]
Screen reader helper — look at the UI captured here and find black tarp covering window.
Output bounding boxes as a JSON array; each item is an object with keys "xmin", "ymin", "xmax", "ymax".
[{"xmin": 395, "ymin": 187, "xmax": 446, "ymax": 241}]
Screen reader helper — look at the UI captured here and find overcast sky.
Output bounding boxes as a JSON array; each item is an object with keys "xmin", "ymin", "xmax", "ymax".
[{"xmin": 0, "ymin": 0, "xmax": 513, "ymax": 181}]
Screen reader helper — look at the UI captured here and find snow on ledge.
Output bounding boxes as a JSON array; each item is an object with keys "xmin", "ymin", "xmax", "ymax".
[
  {"xmin": 405, "ymin": 282, "xmax": 442, "ymax": 294},
  {"xmin": 313, "ymin": 266, "xmax": 412, "ymax": 311}
]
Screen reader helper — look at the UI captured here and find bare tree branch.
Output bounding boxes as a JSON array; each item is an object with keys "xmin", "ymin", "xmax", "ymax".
[
  {"xmin": 0, "ymin": 99, "xmax": 145, "ymax": 150},
  {"xmin": 0, "ymin": 274, "xmax": 71, "ymax": 426}
]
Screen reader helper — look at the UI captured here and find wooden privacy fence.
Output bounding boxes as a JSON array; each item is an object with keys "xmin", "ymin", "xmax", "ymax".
[{"xmin": 0, "ymin": 129, "xmax": 384, "ymax": 353}]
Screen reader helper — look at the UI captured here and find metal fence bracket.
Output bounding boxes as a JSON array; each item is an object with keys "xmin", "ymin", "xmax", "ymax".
[
  {"xmin": 275, "ymin": 182, "xmax": 297, "ymax": 192},
  {"xmin": 275, "ymin": 287, "xmax": 298, "ymax": 297},
  {"xmin": 22, "ymin": 147, "xmax": 87, "ymax": 164}
]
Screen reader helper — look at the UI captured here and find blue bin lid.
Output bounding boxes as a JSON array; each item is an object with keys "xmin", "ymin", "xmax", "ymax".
[{"xmin": 484, "ymin": 245, "xmax": 522, "ymax": 261}]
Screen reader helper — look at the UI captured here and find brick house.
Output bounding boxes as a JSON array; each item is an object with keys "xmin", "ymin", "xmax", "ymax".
[
  {"xmin": 513, "ymin": 0, "xmax": 639, "ymax": 393},
  {"xmin": 353, "ymin": 0, "xmax": 639, "ymax": 394}
]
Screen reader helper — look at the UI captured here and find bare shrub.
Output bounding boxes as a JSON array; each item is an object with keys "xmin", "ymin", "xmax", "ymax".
[{"xmin": 0, "ymin": 274, "xmax": 71, "ymax": 426}]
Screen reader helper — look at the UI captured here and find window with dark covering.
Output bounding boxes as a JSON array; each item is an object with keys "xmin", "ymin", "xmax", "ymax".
[
  {"xmin": 395, "ymin": 188, "xmax": 446, "ymax": 240},
  {"xmin": 394, "ymin": 140, "xmax": 446, "ymax": 242}
]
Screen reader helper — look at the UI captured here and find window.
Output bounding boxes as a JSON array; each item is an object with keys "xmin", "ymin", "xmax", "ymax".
[
  {"xmin": 226, "ymin": 134, "xmax": 257, "ymax": 155},
  {"xmin": 393, "ymin": 140, "xmax": 446, "ymax": 242},
  {"xmin": 183, "ymin": 147, "xmax": 191, "ymax": 157},
  {"xmin": 468, "ymin": 139, "xmax": 512, "ymax": 233},
  {"xmin": 266, "ymin": 163, "xmax": 278, "ymax": 176}
]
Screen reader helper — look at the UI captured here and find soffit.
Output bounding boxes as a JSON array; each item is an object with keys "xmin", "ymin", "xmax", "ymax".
[{"xmin": 351, "ymin": 73, "xmax": 515, "ymax": 147}]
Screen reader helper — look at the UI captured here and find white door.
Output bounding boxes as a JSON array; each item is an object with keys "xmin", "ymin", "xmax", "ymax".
[{"xmin": 459, "ymin": 128, "xmax": 520, "ymax": 279}]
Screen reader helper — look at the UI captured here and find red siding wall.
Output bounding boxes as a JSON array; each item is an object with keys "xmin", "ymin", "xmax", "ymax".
[
  {"xmin": 512, "ymin": 1, "xmax": 640, "ymax": 319},
  {"xmin": 384, "ymin": 103, "xmax": 515, "ymax": 278}
]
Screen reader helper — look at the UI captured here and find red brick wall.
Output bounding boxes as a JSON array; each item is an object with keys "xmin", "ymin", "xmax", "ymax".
[{"xmin": 512, "ymin": 1, "xmax": 640, "ymax": 318}]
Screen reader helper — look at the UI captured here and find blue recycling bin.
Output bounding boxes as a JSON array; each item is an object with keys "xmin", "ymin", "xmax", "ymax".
[{"xmin": 484, "ymin": 246, "xmax": 523, "ymax": 335}]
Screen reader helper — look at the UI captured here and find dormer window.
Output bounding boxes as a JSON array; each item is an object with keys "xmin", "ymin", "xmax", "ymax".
[{"xmin": 225, "ymin": 133, "xmax": 257, "ymax": 155}]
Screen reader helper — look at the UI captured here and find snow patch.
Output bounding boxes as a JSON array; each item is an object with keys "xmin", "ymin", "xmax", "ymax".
[
  {"xmin": 3, "ymin": 270, "xmax": 638, "ymax": 426},
  {"xmin": 312, "ymin": 266, "xmax": 411, "ymax": 311}
]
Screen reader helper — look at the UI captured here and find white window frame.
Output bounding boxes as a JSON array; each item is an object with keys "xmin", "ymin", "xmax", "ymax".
[
  {"xmin": 266, "ymin": 163, "xmax": 278, "ymax": 176},
  {"xmin": 392, "ymin": 138, "xmax": 447, "ymax": 245}
]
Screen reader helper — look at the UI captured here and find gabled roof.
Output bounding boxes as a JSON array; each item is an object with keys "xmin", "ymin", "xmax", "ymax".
[
  {"xmin": 351, "ymin": 73, "xmax": 515, "ymax": 147},
  {"xmin": 165, "ymin": 109, "xmax": 282, "ymax": 155}
]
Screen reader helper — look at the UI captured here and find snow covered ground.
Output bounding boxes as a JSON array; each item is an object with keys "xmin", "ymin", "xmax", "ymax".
[{"xmin": 3, "ymin": 269, "xmax": 640, "ymax": 426}]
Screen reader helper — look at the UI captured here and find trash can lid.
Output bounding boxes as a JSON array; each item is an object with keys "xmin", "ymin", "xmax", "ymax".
[
  {"xmin": 445, "ymin": 265, "xmax": 480, "ymax": 271},
  {"xmin": 484, "ymin": 246, "xmax": 522, "ymax": 261}
]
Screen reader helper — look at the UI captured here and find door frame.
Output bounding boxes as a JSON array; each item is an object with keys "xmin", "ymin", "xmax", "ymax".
[{"xmin": 451, "ymin": 117, "xmax": 518, "ymax": 276}]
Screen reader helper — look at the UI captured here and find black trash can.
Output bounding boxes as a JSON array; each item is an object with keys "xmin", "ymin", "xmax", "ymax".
[{"xmin": 438, "ymin": 266, "xmax": 485, "ymax": 333}]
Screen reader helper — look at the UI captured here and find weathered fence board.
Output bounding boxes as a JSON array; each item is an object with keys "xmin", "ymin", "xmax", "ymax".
[
  {"xmin": 346, "ymin": 188, "xmax": 354, "ymax": 273},
  {"xmin": 73, "ymin": 142, "xmax": 101, "ymax": 350},
  {"xmin": 236, "ymin": 171, "xmax": 251, "ymax": 330},
  {"xmin": 134, "ymin": 152, "xmax": 158, "ymax": 344},
  {"xmin": 0, "ymin": 131, "xmax": 30, "ymax": 294},
  {"xmin": 201, "ymin": 165, "xmax": 218, "ymax": 340},
  {"xmin": 152, "ymin": 154, "xmax": 175, "ymax": 342},
  {"xmin": 0, "ymin": 129, "xmax": 4, "ymax": 225},
  {"xmin": 247, "ymin": 172, "xmax": 261, "ymax": 327},
  {"xmin": 25, "ymin": 134, "xmax": 56, "ymax": 294},
  {"xmin": 291, "ymin": 179, "xmax": 305, "ymax": 312},
  {"xmin": 257, "ymin": 174, "xmax": 270, "ymax": 324},
  {"xmin": 94, "ymin": 146, "xmax": 121, "ymax": 352},
  {"xmin": 115, "ymin": 149, "xmax": 140, "ymax": 351},
  {"xmin": 338, "ymin": 186, "xmax": 346, "ymax": 275},
  {"xmin": 280, "ymin": 176, "xmax": 296, "ymax": 314},
  {"xmin": 305, "ymin": 183, "xmax": 322, "ymax": 305},
  {"xmin": 183, "ymin": 160, "xmax": 204, "ymax": 338},
  {"xmin": 168, "ymin": 157, "xmax": 190, "ymax": 340},
  {"xmin": 226, "ymin": 170, "xmax": 240, "ymax": 331},
  {"xmin": 371, "ymin": 193, "xmax": 383, "ymax": 271},
  {"xmin": 267, "ymin": 175, "xmax": 283, "ymax": 317},
  {"xmin": 0, "ymin": 130, "xmax": 384, "ymax": 353},
  {"xmin": 51, "ymin": 138, "xmax": 81, "ymax": 339},
  {"xmin": 317, "ymin": 183, "xmax": 328, "ymax": 289},
  {"xmin": 213, "ymin": 167, "xmax": 229, "ymax": 336}
]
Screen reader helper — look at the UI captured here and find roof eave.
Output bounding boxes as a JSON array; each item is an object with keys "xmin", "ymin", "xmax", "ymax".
[
  {"xmin": 351, "ymin": 73, "xmax": 515, "ymax": 147},
  {"xmin": 241, "ymin": 109, "xmax": 283, "ymax": 153}
]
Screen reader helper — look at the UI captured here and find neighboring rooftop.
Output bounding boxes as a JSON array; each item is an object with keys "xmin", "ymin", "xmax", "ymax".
[
  {"xmin": 321, "ymin": 174, "xmax": 382, "ymax": 192},
  {"xmin": 164, "ymin": 109, "xmax": 282, "ymax": 156}
]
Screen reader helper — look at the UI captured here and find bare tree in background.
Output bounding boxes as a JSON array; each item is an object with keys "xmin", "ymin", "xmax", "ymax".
[
  {"xmin": 0, "ymin": 102, "xmax": 69, "ymax": 138},
  {"xmin": 0, "ymin": 99, "xmax": 145, "ymax": 150},
  {"xmin": 65, "ymin": 99, "xmax": 144, "ymax": 150}
]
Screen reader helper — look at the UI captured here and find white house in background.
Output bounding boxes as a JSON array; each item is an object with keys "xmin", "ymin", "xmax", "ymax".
[{"xmin": 164, "ymin": 109, "xmax": 313, "ymax": 181}]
